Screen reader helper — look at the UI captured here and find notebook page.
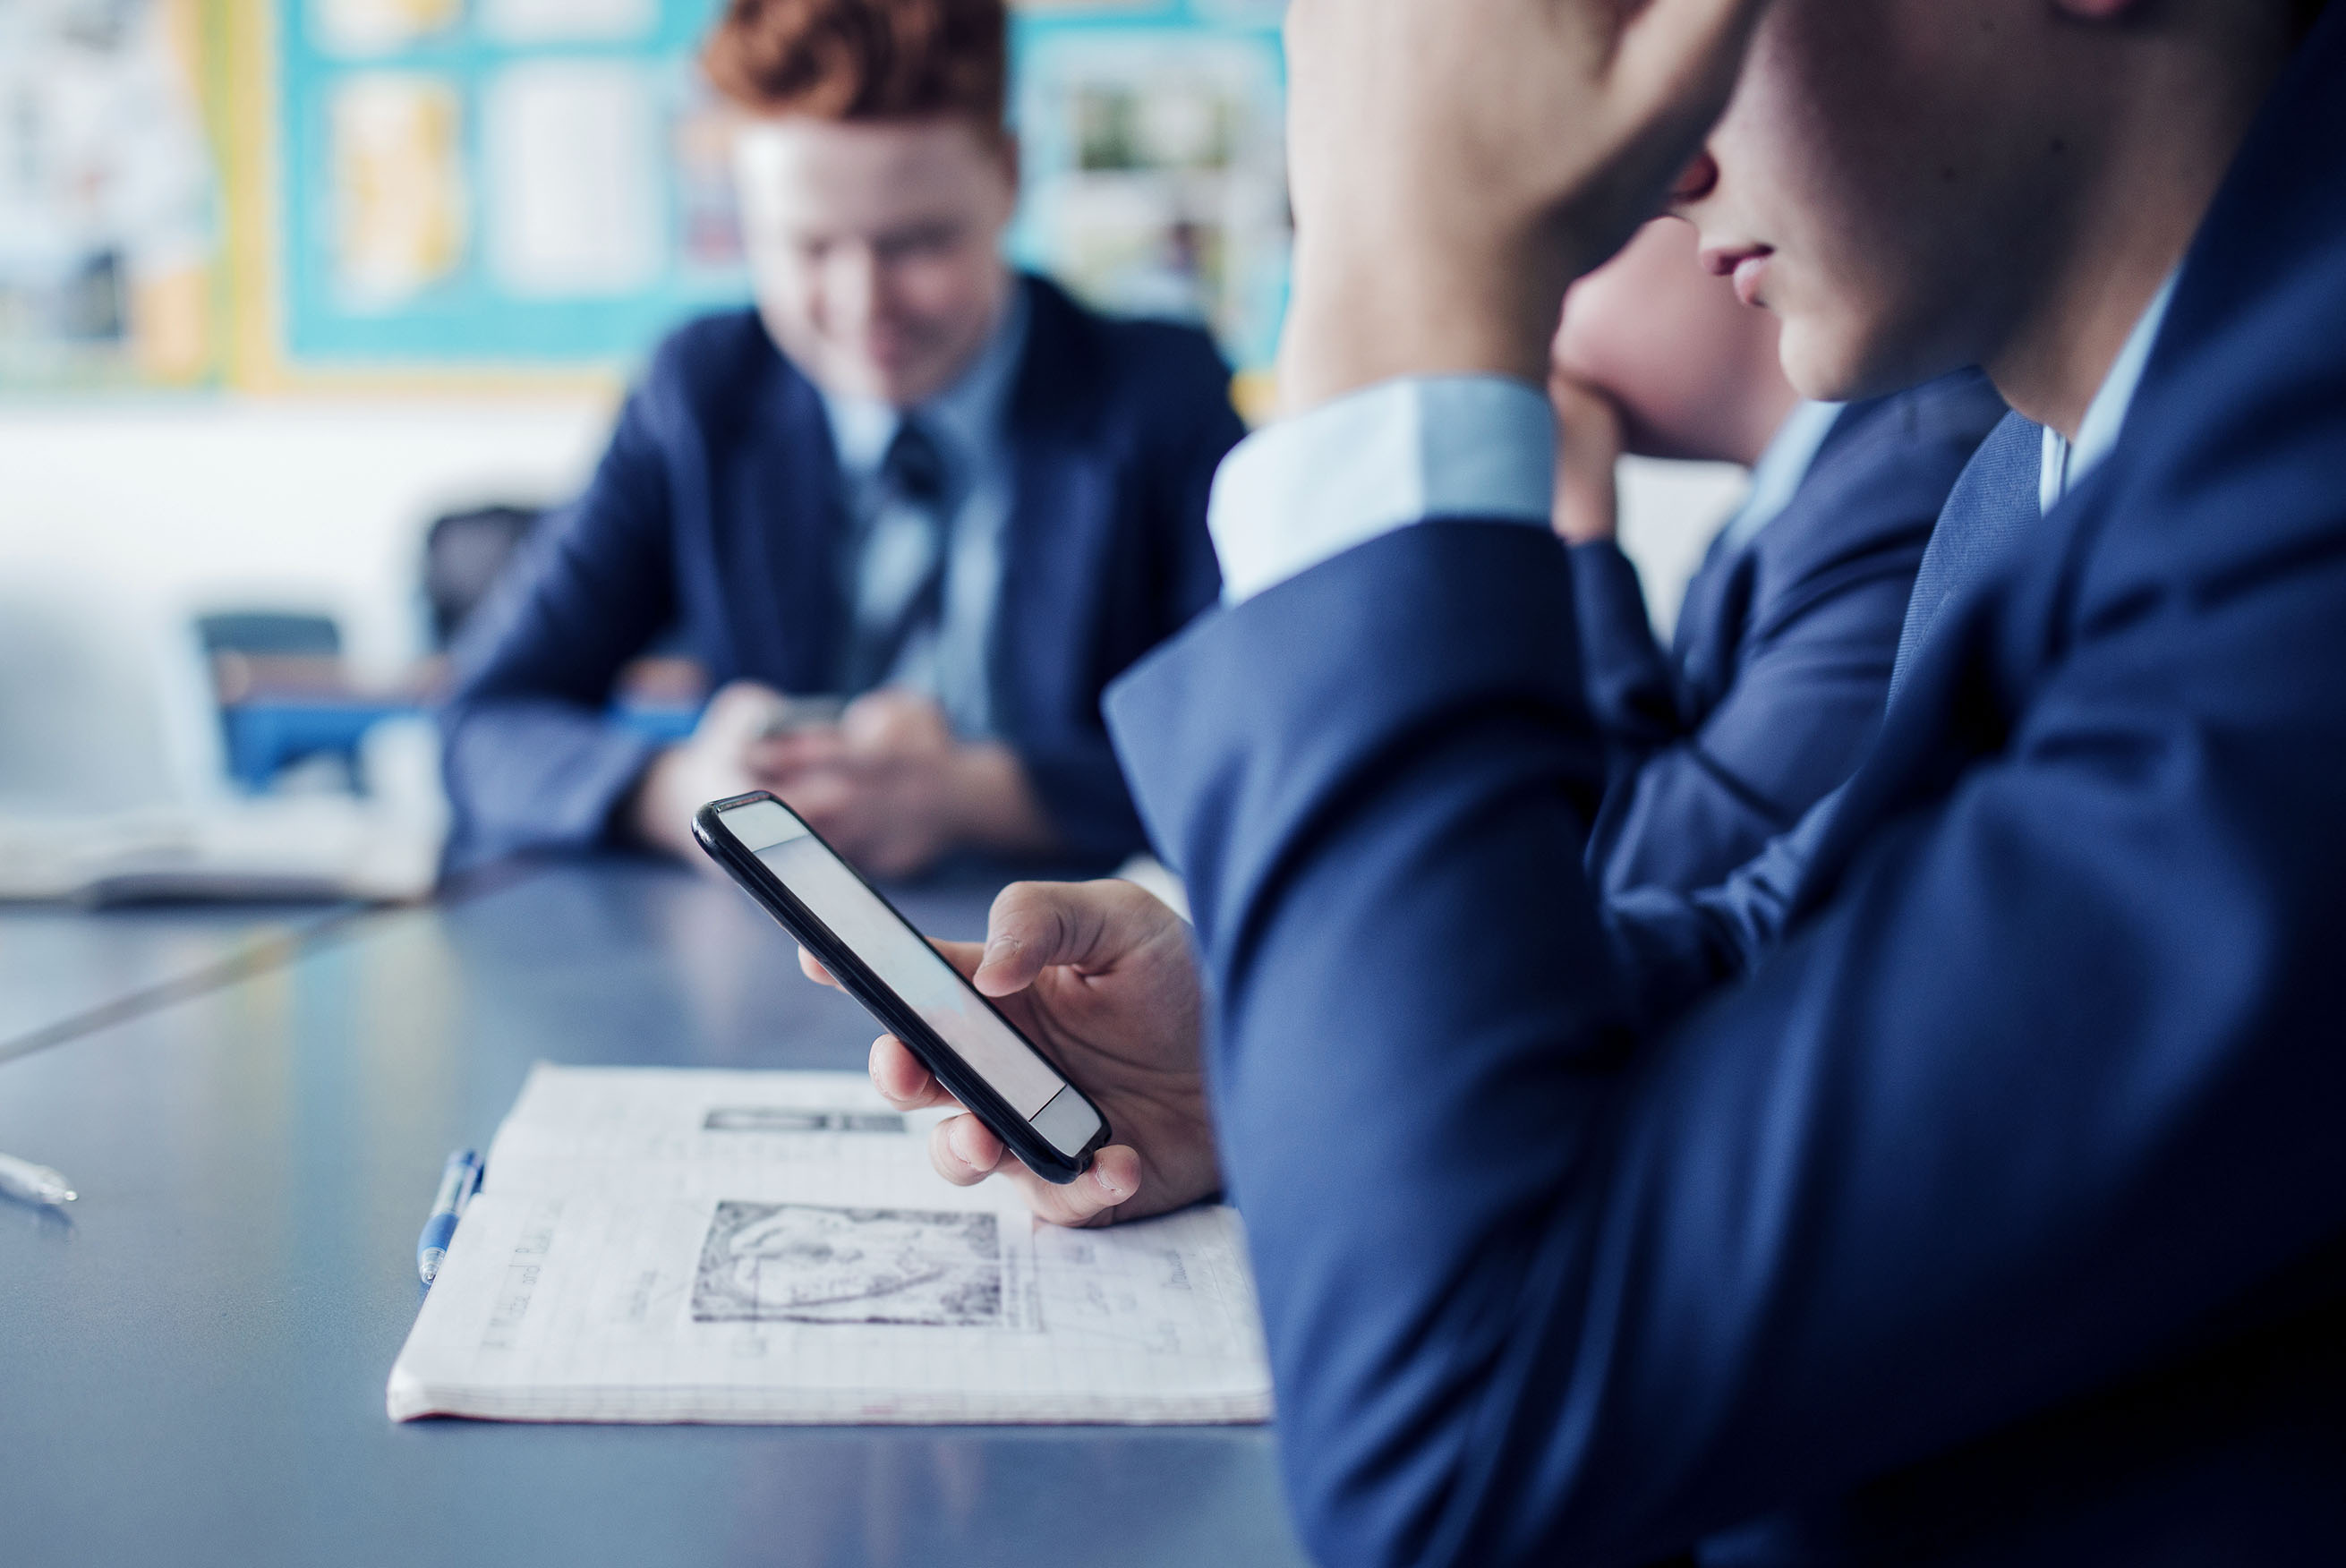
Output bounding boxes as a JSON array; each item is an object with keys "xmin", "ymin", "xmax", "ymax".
[{"xmin": 387, "ymin": 1065, "xmax": 1271, "ymax": 1425}]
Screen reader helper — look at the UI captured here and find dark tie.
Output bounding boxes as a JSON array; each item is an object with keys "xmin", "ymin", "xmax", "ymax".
[
  {"xmin": 844, "ymin": 416, "xmax": 952, "ymax": 695},
  {"xmin": 1887, "ymin": 409, "xmax": 2044, "ymax": 700},
  {"xmin": 884, "ymin": 415, "xmax": 948, "ymax": 507}
]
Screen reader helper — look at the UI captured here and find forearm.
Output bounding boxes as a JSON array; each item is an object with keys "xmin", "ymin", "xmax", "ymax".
[
  {"xmin": 1600, "ymin": 800, "xmax": 1824, "ymax": 1029},
  {"xmin": 1275, "ymin": 0, "xmax": 1769, "ymax": 418},
  {"xmin": 1570, "ymin": 540, "xmax": 1682, "ymax": 754},
  {"xmin": 1280, "ymin": 242, "xmax": 1570, "ymax": 415},
  {"xmin": 1591, "ymin": 518, "xmax": 1932, "ymax": 899},
  {"xmin": 1112, "ymin": 518, "xmax": 2346, "ymax": 1564},
  {"xmin": 439, "ymin": 391, "xmax": 678, "ymax": 867},
  {"xmin": 944, "ymin": 742, "xmax": 1061, "ymax": 856},
  {"xmin": 625, "ymin": 741, "xmax": 716, "ymax": 860},
  {"xmin": 440, "ymin": 699, "xmax": 663, "ymax": 867},
  {"xmin": 1110, "ymin": 524, "xmax": 1635, "ymax": 1564}
]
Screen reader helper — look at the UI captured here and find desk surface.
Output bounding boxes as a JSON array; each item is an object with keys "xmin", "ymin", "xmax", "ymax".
[
  {"xmin": 0, "ymin": 860, "xmax": 1308, "ymax": 1568},
  {"xmin": 0, "ymin": 898, "xmax": 351, "ymax": 1063}
]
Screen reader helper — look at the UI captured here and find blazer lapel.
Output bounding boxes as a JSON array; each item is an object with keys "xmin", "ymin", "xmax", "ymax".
[
  {"xmin": 730, "ymin": 355, "xmax": 846, "ymax": 692},
  {"xmin": 1669, "ymin": 533, "xmax": 1753, "ymax": 711}
]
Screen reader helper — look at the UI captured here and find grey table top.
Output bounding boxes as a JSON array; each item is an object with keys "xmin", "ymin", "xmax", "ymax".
[
  {"xmin": 0, "ymin": 897, "xmax": 354, "ymax": 1064},
  {"xmin": 0, "ymin": 858, "xmax": 1307, "ymax": 1568}
]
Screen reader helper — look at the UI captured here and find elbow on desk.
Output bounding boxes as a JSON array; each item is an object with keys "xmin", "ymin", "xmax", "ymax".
[
  {"xmin": 437, "ymin": 696, "xmax": 666, "ymax": 869},
  {"xmin": 1273, "ymin": 1355, "xmax": 1713, "ymax": 1568},
  {"xmin": 1259, "ymin": 1260, "xmax": 1629, "ymax": 1568}
]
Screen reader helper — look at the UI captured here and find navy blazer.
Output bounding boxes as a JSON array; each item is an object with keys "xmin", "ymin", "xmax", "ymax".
[
  {"xmin": 1575, "ymin": 372, "xmax": 2004, "ymax": 897},
  {"xmin": 1605, "ymin": 408, "xmax": 2050, "ymax": 1031},
  {"xmin": 440, "ymin": 275, "xmax": 1238, "ymax": 869},
  {"xmin": 1104, "ymin": 15, "xmax": 2346, "ymax": 1567}
]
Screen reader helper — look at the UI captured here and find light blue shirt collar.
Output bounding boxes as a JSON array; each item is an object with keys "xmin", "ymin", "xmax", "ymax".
[
  {"xmin": 1719, "ymin": 400, "xmax": 1847, "ymax": 554},
  {"xmin": 2039, "ymin": 268, "xmax": 2180, "ymax": 515},
  {"xmin": 820, "ymin": 283, "xmax": 1029, "ymax": 485}
]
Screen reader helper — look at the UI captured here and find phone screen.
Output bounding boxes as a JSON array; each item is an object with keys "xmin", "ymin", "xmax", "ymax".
[{"xmin": 712, "ymin": 797, "xmax": 1096, "ymax": 1154}]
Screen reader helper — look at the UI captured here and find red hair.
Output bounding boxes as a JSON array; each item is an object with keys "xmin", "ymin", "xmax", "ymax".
[{"xmin": 702, "ymin": 0, "xmax": 1008, "ymax": 126}]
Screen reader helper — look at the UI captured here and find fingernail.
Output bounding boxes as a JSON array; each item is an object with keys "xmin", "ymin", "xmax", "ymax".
[
  {"xmin": 949, "ymin": 1119, "xmax": 981, "ymax": 1168},
  {"xmin": 1092, "ymin": 1165, "xmax": 1127, "ymax": 1201}
]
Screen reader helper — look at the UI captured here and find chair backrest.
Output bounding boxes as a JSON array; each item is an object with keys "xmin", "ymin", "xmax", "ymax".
[
  {"xmin": 422, "ymin": 505, "xmax": 542, "ymax": 649},
  {"xmin": 194, "ymin": 612, "xmax": 343, "ymax": 659}
]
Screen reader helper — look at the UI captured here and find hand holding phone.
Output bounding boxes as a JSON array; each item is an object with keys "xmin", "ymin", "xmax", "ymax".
[
  {"xmin": 755, "ymin": 694, "xmax": 847, "ymax": 739},
  {"xmin": 849, "ymin": 876, "xmax": 1226, "ymax": 1229},
  {"xmin": 695, "ymin": 792, "xmax": 1112, "ymax": 1183}
]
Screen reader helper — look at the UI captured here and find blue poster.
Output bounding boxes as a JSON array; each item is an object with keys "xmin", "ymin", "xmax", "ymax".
[{"xmin": 274, "ymin": 0, "xmax": 1287, "ymax": 374}]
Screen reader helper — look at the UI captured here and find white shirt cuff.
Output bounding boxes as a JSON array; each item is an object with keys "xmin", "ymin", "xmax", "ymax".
[{"xmin": 1207, "ymin": 376, "xmax": 1557, "ymax": 605}]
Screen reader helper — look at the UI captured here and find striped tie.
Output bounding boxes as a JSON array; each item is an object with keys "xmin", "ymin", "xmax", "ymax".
[{"xmin": 844, "ymin": 415, "xmax": 952, "ymax": 695}]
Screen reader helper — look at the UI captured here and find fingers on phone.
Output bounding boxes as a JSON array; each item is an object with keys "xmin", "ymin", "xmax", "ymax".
[
  {"xmin": 927, "ymin": 1124, "xmax": 1140, "ymax": 1229},
  {"xmin": 1088, "ymin": 1145, "xmax": 1139, "ymax": 1200},
  {"xmin": 868, "ymin": 1034, "xmax": 953, "ymax": 1110},
  {"xmin": 974, "ymin": 882, "xmax": 1073, "ymax": 993},
  {"xmin": 927, "ymin": 938, "xmax": 985, "ymax": 980},
  {"xmin": 976, "ymin": 878, "xmax": 1157, "ymax": 996},
  {"xmin": 1019, "ymin": 1145, "xmax": 1139, "ymax": 1228},
  {"xmin": 930, "ymin": 1113, "xmax": 1004, "ymax": 1185},
  {"xmin": 798, "ymin": 947, "xmax": 838, "ymax": 989}
]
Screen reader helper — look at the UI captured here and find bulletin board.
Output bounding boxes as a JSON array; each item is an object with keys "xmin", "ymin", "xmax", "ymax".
[
  {"xmin": 0, "ymin": 0, "xmax": 224, "ymax": 389},
  {"xmin": 271, "ymin": 0, "xmax": 749, "ymax": 367},
  {"xmin": 0, "ymin": 0, "xmax": 1287, "ymax": 395},
  {"xmin": 272, "ymin": 0, "xmax": 1290, "ymax": 378},
  {"xmin": 1007, "ymin": 1, "xmax": 1290, "ymax": 377}
]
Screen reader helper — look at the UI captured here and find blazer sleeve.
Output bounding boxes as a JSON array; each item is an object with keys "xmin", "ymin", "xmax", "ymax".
[
  {"xmin": 1586, "ymin": 476, "xmax": 1941, "ymax": 902},
  {"xmin": 1569, "ymin": 538, "xmax": 1683, "ymax": 754},
  {"xmin": 1105, "ymin": 518, "xmax": 2346, "ymax": 1567},
  {"xmin": 1600, "ymin": 788, "xmax": 1832, "ymax": 1030},
  {"xmin": 438, "ymin": 385, "xmax": 680, "ymax": 865}
]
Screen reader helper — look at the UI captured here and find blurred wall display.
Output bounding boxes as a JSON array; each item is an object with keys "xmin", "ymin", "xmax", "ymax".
[
  {"xmin": 1009, "ymin": 4, "xmax": 1287, "ymax": 379},
  {"xmin": 279, "ymin": 0, "xmax": 745, "ymax": 365},
  {"xmin": 0, "ymin": 0, "xmax": 222, "ymax": 386},
  {"xmin": 328, "ymin": 71, "xmax": 466, "ymax": 304},
  {"xmin": 309, "ymin": 0, "xmax": 461, "ymax": 56},
  {"xmin": 281, "ymin": 0, "xmax": 1288, "ymax": 378},
  {"xmin": 480, "ymin": 60, "xmax": 664, "ymax": 299},
  {"xmin": 0, "ymin": 0, "xmax": 1288, "ymax": 391}
]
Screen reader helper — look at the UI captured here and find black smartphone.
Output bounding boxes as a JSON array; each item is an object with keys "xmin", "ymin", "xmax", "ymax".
[
  {"xmin": 693, "ymin": 791, "xmax": 1111, "ymax": 1184},
  {"xmin": 756, "ymin": 695, "xmax": 847, "ymax": 738}
]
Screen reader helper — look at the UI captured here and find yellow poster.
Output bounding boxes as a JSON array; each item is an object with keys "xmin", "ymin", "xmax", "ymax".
[{"xmin": 329, "ymin": 73, "xmax": 467, "ymax": 307}]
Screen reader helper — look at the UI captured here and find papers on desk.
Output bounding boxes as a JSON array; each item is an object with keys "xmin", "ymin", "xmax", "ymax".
[
  {"xmin": 0, "ymin": 720, "xmax": 446, "ymax": 906},
  {"xmin": 0, "ymin": 797, "xmax": 440, "ymax": 905},
  {"xmin": 387, "ymin": 1065, "xmax": 1273, "ymax": 1426}
]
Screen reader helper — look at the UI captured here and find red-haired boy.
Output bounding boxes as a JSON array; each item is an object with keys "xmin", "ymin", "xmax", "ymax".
[{"xmin": 443, "ymin": 0, "xmax": 1241, "ymax": 878}]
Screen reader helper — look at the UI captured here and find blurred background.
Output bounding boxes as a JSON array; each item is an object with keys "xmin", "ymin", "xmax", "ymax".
[{"xmin": 0, "ymin": 0, "xmax": 1743, "ymax": 900}]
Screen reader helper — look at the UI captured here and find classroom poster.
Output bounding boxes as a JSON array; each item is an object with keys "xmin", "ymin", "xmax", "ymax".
[
  {"xmin": 0, "ymin": 0, "xmax": 1291, "ymax": 389},
  {"xmin": 275, "ymin": 0, "xmax": 1288, "ymax": 379},
  {"xmin": 0, "ymin": 0, "xmax": 222, "ymax": 387}
]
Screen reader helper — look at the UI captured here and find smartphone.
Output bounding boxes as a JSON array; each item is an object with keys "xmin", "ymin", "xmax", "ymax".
[
  {"xmin": 757, "ymin": 695, "xmax": 847, "ymax": 739},
  {"xmin": 693, "ymin": 791, "xmax": 1111, "ymax": 1184}
]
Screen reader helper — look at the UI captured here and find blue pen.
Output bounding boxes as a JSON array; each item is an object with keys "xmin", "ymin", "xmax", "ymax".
[{"xmin": 416, "ymin": 1148, "xmax": 484, "ymax": 1288}]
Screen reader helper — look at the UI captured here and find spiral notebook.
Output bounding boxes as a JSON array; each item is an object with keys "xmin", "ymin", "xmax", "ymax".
[{"xmin": 386, "ymin": 1064, "xmax": 1272, "ymax": 1426}]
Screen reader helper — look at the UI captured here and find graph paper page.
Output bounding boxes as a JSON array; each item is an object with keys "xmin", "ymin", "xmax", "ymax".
[{"xmin": 388, "ymin": 1065, "xmax": 1270, "ymax": 1425}]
